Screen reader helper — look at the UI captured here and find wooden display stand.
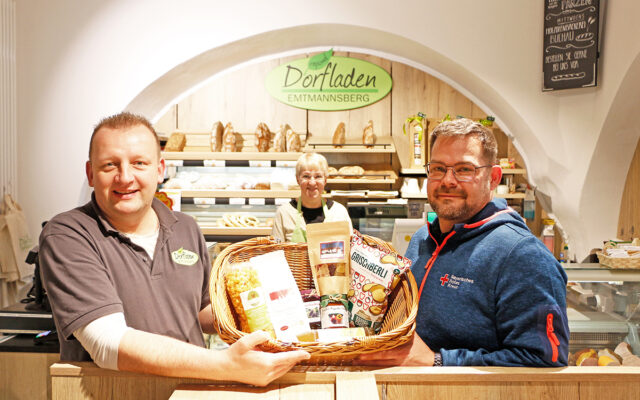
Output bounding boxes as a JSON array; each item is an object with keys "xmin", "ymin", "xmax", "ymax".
[{"xmin": 50, "ymin": 362, "xmax": 640, "ymax": 400}]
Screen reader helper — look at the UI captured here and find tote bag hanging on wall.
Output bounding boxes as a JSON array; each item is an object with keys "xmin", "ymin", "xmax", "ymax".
[{"xmin": 0, "ymin": 194, "xmax": 34, "ymax": 283}]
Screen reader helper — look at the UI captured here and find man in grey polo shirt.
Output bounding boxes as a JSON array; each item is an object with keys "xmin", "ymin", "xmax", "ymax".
[{"xmin": 39, "ymin": 112, "xmax": 309, "ymax": 386}]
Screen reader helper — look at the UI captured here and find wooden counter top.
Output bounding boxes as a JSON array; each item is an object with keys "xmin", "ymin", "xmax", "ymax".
[{"xmin": 50, "ymin": 362, "xmax": 640, "ymax": 400}]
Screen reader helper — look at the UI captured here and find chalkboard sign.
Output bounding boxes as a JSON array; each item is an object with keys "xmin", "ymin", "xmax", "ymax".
[{"xmin": 543, "ymin": 0, "xmax": 599, "ymax": 91}]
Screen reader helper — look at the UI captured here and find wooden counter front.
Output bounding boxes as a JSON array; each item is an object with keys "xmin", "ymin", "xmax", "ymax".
[{"xmin": 50, "ymin": 362, "xmax": 640, "ymax": 400}]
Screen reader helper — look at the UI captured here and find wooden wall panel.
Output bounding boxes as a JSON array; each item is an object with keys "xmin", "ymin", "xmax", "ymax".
[
  {"xmin": 307, "ymin": 52, "xmax": 392, "ymax": 141},
  {"xmin": 438, "ymin": 81, "xmax": 473, "ymax": 119},
  {"xmin": 156, "ymin": 50, "xmax": 547, "ymax": 209},
  {"xmin": 391, "ymin": 62, "xmax": 438, "ymax": 170},
  {"xmin": 307, "ymin": 52, "xmax": 392, "ymax": 168},
  {"xmin": 154, "ymin": 104, "xmax": 177, "ymax": 136},
  {"xmin": 176, "ymin": 56, "xmax": 306, "ymax": 135},
  {"xmin": 617, "ymin": 136, "xmax": 640, "ymax": 240}
]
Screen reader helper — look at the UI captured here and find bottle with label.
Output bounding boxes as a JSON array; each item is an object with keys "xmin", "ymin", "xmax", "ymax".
[
  {"xmin": 523, "ymin": 187, "xmax": 535, "ymax": 221},
  {"xmin": 558, "ymin": 243, "xmax": 569, "ymax": 263},
  {"xmin": 541, "ymin": 219, "xmax": 555, "ymax": 255},
  {"xmin": 413, "ymin": 128, "xmax": 422, "ymax": 166}
]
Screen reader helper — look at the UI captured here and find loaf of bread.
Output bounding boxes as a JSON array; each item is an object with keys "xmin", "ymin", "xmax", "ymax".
[
  {"xmin": 333, "ymin": 122, "xmax": 346, "ymax": 148},
  {"xmin": 363, "ymin": 120, "xmax": 375, "ymax": 147},
  {"xmin": 222, "ymin": 122, "xmax": 237, "ymax": 152},
  {"xmin": 165, "ymin": 132, "xmax": 186, "ymax": 152},
  {"xmin": 272, "ymin": 124, "xmax": 288, "ymax": 152},
  {"xmin": 255, "ymin": 122, "xmax": 271, "ymax": 152},
  {"xmin": 286, "ymin": 128, "xmax": 301, "ymax": 152},
  {"xmin": 328, "ymin": 166, "xmax": 338, "ymax": 176},
  {"xmin": 615, "ymin": 342, "xmax": 640, "ymax": 366},
  {"xmin": 338, "ymin": 165, "xmax": 365, "ymax": 176},
  {"xmin": 211, "ymin": 121, "xmax": 223, "ymax": 152}
]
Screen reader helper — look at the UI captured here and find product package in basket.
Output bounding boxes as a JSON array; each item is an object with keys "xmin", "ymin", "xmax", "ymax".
[
  {"xmin": 349, "ymin": 230, "xmax": 412, "ymax": 333},
  {"xmin": 249, "ymin": 250, "xmax": 310, "ymax": 342},
  {"xmin": 306, "ymin": 220, "xmax": 351, "ymax": 330}
]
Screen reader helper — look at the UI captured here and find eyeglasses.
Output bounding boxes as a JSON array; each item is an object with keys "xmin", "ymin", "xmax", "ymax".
[
  {"xmin": 299, "ymin": 173, "xmax": 325, "ymax": 182},
  {"xmin": 426, "ymin": 162, "xmax": 492, "ymax": 182}
]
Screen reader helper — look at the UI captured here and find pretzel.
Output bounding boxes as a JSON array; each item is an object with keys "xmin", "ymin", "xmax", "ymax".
[
  {"xmin": 241, "ymin": 215, "xmax": 259, "ymax": 227},
  {"xmin": 219, "ymin": 214, "xmax": 260, "ymax": 227}
]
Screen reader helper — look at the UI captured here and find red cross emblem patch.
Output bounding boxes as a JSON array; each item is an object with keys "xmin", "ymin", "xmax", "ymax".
[{"xmin": 440, "ymin": 274, "xmax": 449, "ymax": 286}]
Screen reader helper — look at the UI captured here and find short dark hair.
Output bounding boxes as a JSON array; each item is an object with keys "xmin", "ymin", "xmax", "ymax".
[
  {"xmin": 89, "ymin": 112, "xmax": 160, "ymax": 160},
  {"xmin": 429, "ymin": 118, "xmax": 498, "ymax": 164}
]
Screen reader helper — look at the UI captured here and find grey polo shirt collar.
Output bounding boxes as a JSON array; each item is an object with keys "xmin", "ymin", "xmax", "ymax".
[
  {"xmin": 89, "ymin": 193, "xmax": 178, "ymax": 277},
  {"xmin": 89, "ymin": 193, "xmax": 178, "ymax": 236}
]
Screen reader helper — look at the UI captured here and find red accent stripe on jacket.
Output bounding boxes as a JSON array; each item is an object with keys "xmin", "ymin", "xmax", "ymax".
[
  {"xmin": 546, "ymin": 313, "xmax": 560, "ymax": 363},
  {"xmin": 418, "ymin": 229, "xmax": 456, "ymax": 300},
  {"xmin": 463, "ymin": 207, "xmax": 516, "ymax": 229}
]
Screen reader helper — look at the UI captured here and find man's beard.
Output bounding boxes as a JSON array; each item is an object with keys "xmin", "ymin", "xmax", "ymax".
[
  {"xmin": 430, "ymin": 189, "xmax": 473, "ymax": 223},
  {"xmin": 431, "ymin": 200, "xmax": 473, "ymax": 222}
]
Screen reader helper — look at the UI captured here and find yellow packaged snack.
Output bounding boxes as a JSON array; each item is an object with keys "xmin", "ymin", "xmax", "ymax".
[{"xmin": 224, "ymin": 262, "xmax": 275, "ymax": 337}]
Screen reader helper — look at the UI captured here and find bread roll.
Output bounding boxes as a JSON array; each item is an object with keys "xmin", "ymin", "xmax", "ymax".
[
  {"xmin": 363, "ymin": 120, "xmax": 375, "ymax": 147},
  {"xmin": 254, "ymin": 182, "xmax": 271, "ymax": 190},
  {"xmin": 338, "ymin": 165, "xmax": 365, "ymax": 176},
  {"xmin": 255, "ymin": 122, "xmax": 271, "ymax": 152},
  {"xmin": 222, "ymin": 122, "xmax": 237, "ymax": 152},
  {"xmin": 165, "ymin": 132, "xmax": 186, "ymax": 152},
  {"xmin": 286, "ymin": 128, "xmax": 301, "ymax": 152},
  {"xmin": 333, "ymin": 122, "xmax": 346, "ymax": 148},
  {"xmin": 211, "ymin": 121, "xmax": 223, "ymax": 152}
]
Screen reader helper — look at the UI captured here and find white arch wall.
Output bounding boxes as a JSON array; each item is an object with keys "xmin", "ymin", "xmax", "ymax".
[{"xmin": 15, "ymin": 0, "xmax": 640, "ymax": 259}]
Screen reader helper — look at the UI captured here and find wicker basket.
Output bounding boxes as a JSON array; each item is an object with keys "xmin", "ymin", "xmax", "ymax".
[
  {"xmin": 596, "ymin": 252, "xmax": 640, "ymax": 269},
  {"xmin": 210, "ymin": 236, "xmax": 418, "ymax": 364}
]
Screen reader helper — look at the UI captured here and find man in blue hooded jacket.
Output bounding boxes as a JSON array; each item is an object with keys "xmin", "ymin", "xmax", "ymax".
[{"xmin": 361, "ymin": 118, "xmax": 568, "ymax": 367}]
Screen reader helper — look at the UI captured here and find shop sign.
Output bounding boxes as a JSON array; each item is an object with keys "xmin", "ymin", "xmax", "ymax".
[
  {"xmin": 542, "ymin": 0, "xmax": 599, "ymax": 91},
  {"xmin": 265, "ymin": 50, "xmax": 392, "ymax": 111}
]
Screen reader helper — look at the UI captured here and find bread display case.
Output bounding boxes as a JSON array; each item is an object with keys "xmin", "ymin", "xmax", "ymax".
[
  {"xmin": 159, "ymin": 163, "xmax": 298, "ymax": 241},
  {"xmin": 180, "ymin": 201, "xmax": 278, "ymax": 242},
  {"xmin": 565, "ymin": 264, "xmax": 640, "ymax": 360}
]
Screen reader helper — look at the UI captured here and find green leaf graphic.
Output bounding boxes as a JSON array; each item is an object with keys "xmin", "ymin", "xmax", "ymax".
[{"xmin": 308, "ymin": 49, "xmax": 333, "ymax": 70}]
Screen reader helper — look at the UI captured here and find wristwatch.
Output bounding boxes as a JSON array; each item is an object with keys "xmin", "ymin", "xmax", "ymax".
[{"xmin": 433, "ymin": 352, "xmax": 443, "ymax": 367}]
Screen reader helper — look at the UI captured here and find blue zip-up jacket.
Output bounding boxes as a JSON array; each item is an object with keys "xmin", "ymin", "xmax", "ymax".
[{"xmin": 406, "ymin": 198, "xmax": 569, "ymax": 366}]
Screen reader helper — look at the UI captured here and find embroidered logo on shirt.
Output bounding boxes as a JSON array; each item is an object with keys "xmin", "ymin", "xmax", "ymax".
[
  {"xmin": 171, "ymin": 248, "xmax": 199, "ymax": 266},
  {"xmin": 440, "ymin": 273, "xmax": 474, "ymax": 289}
]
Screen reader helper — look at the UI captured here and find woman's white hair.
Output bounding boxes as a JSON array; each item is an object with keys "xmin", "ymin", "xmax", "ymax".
[{"xmin": 295, "ymin": 152, "xmax": 329, "ymax": 178}]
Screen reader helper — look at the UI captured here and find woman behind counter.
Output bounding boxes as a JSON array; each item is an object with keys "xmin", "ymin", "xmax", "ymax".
[{"xmin": 271, "ymin": 153, "xmax": 352, "ymax": 242}]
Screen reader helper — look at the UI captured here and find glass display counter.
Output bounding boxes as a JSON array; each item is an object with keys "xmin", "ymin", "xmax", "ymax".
[{"xmin": 565, "ymin": 263, "xmax": 640, "ymax": 355}]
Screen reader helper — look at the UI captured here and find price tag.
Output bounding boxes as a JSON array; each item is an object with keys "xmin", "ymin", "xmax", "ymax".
[
  {"xmin": 275, "ymin": 161, "xmax": 296, "ymax": 168},
  {"xmin": 165, "ymin": 160, "xmax": 184, "ymax": 167},
  {"xmin": 275, "ymin": 198, "xmax": 291, "ymax": 206},
  {"xmin": 229, "ymin": 198, "xmax": 246, "ymax": 205},
  {"xmin": 194, "ymin": 198, "xmax": 216, "ymax": 205},
  {"xmin": 249, "ymin": 198, "xmax": 266, "ymax": 205},
  {"xmin": 249, "ymin": 160, "xmax": 271, "ymax": 168},
  {"xmin": 203, "ymin": 160, "xmax": 225, "ymax": 167}
]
